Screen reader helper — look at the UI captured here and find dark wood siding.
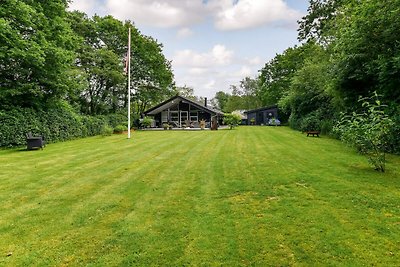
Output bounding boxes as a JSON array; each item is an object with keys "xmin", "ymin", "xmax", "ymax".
[{"xmin": 246, "ymin": 107, "xmax": 278, "ymax": 125}]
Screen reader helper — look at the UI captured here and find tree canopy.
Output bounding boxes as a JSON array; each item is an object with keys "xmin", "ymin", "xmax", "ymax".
[
  {"xmin": 1, "ymin": 1, "xmax": 174, "ymax": 117},
  {"xmin": 0, "ymin": 0, "xmax": 75, "ymax": 108}
]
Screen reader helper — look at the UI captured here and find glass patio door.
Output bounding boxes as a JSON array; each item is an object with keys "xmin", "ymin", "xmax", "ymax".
[
  {"xmin": 180, "ymin": 111, "xmax": 188, "ymax": 127},
  {"xmin": 170, "ymin": 111, "xmax": 179, "ymax": 127}
]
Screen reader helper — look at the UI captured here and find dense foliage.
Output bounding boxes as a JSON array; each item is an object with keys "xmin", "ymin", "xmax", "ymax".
[
  {"xmin": 213, "ymin": 0, "xmax": 399, "ymax": 156},
  {"xmin": 212, "ymin": 77, "xmax": 262, "ymax": 113},
  {"xmin": 334, "ymin": 93, "xmax": 394, "ymax": 172},
  {"xmin": 223, "ymin": 113, "xmax": 242, "ymax": 130},
  {"xmin": 0, "ymin": 0, "xmax": 174, "ymax": 147},
  {"xmin": 0, "ymin": 104, "xmax": 127, "ymax": 147},
  {"xmin": 0, "ymin": 0, "xmax": 75, "ymax": 109}
]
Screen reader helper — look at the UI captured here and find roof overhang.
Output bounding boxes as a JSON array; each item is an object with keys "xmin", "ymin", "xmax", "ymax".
[
  {"xmin": 145, "ymin": 99, "xmax": 179, "ymax": 115},
  {"xmin": 244, "ymin": 105, "xmax": 278, "ymax": 114},
  {"xmin": 144, "ymin": 95, "xmax": 224, "ymax": 116}
]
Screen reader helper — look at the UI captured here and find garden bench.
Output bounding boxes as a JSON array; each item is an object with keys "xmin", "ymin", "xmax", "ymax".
[
  {"xmin": 26, "ymin": 132, "xmax": 45, "ymax": 150},
  {"xmin": 306, "ymin": 131, "xmax": 320, "ymax": 137}
]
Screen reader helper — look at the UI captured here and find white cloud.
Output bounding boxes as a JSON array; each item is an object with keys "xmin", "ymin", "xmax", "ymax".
[
  {"xmin": 174, "ymin": 67, "xmax": 259, "ymax": 98},
  {"xmin": 172, "ymin": 45, "xmax": 260, "ymax": 98},
  {"xmin": 68, "ymin": 0, "xmax": 96, "ymax": 12},
  {"xmin": 177, "ymin": 27, "xmax": 194, "ymax": 39},
  {"xmin": 236, "ymin": 66, "xmax": 252, "ymax": 77},
  {"xmin": 70, "ymin": 0, "xmax": 301, "ymax": 31},
  {"xmin": 211, "ymin": 0, "xmax": 302, "ymax": 30},
  {"xmin": 105, "ymin": 0, "xmax": 207, "ymax": 28},
  {"xmin": 246, "ymin": 57, "xmax": 262, "ymax": 66},
  {"xmin": 188, "ymin": 68, "xmax": 209, "ymax": 75},
  {"xmin": 205, "ymin": 80, "xmax": 216, "ymax": 90},
  {"xmin": 172, "ymin": 45, "xmax": 233, "ymax": 68},
  {"xmin": 211, "ymin": 45, "xmax": 234, "ymax": 65},
  {"xmin": 68, "ymin": 0, "xmax": 107, "ymax": 16}
]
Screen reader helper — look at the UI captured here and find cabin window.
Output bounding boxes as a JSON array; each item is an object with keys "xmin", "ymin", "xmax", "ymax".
[
  {"xmin": 180, "ymin": 111, "xmax": 188, "ymax": 125},
  {"xmin": 161, "ymin": 111, "xmax": 168, "ymax": 122},
  {"xmin": 190, "ymin": 111, "xmax": 198, "ymax": 122},
  {"xmin": 170, "ymin": 111, "xmax": 179, "ymax": 124}
]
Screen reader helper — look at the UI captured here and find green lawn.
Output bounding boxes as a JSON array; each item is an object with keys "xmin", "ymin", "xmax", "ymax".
[{"xmin": 1, "ymin": 127, "xmax": 399, "ymax": 266}]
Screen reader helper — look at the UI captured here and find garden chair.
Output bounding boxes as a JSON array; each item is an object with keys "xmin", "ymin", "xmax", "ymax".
[{"xmin": 26, "ymin": 132, "xmax": 45, "ymax": 150}]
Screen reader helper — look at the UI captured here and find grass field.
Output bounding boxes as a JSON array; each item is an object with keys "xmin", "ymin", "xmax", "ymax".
[{"xmin": 0, "ymin": 126, "xmax": 399, "ymax": 266}]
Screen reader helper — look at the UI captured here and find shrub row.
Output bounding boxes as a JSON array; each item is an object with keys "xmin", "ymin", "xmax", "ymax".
[
  {"xmin": 386, "ymin": 108, "xmax": 400, "ymax": 154},
  {"xmin": 288, "ymin": 108, "xmax": 400, "ymax": 154},
  {"xmin": 0, "ymin": 107, "xmax": 127, "ymax": 148},
  {"xmin": 289, "ymin": 111, "xmax": 328, "ymax": 133}
]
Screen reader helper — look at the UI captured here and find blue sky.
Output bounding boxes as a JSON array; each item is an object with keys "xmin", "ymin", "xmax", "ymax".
[{"xmin": 68, "ymin": 0, "xmax": 309, "ymax": 98}]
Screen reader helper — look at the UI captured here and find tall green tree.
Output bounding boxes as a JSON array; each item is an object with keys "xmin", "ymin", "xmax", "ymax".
[
  {"xmin": 279, "ymin": 43, "xmax": 335, "ymax": 131},
  {"xmin": 0, "ymin": 0, "xmax": 75, "ymax": 108},
  {"xmin": 331, "ymin": 0, "xmax": 400, "ymax": 108},
  {"xmin": 259, "ymin": 45, "xmax": 308, "ymax": 107},
  {"xmin": 68, "ymin": 12, "xmax": 175, "ymax": 115},
  {"xmin": 259, "ymin": 41, "xmax": 324, "ymax": 108},
  {"xmin": 298, "ymin": 0, "xmax": 344, "ymax": 43},
  {"xmin": 212, "ymin": 91, "xmax": 230, "ymax": 112},
  {"xmin": 131, "ymin": 33, "xmax": 175, "ymax": 115},
  {"xmin": 68, "ymin": 13, "xmax": 127, "ymax": 115},
  {"xmin": 224, "ymin": 77, "xmax": 262, "ymax": 112}
]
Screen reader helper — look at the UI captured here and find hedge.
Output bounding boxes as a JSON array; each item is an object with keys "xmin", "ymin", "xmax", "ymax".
[{"xmin": 0, "ymin": 108, "xmax": 127, "ymax": 148}]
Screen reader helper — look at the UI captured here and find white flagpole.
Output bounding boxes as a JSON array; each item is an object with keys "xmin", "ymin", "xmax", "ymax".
[{"xmin": 127, "ymin": 27, "xmax": 131, "ymax": 139}]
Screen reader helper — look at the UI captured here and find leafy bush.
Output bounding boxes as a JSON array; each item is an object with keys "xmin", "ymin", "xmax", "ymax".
[
  {"xmin": 105, "ymin": 113, "xmax": 127, "ymax": 128},
  {"xmin": 320, "ymin": 120, "xmax": 334, "ymax": 135},
  {"xmin": 102, "ymin": 125, "xmax": 114, "ymax": 136},
  {"xmin": 113, "ymin": 124, "xmax": 127, "ymax": 134},
  {"xmin": 81, "ymin": 116, "xmax": 107, "ymax": 137},
  {"xmin": 141, "ymin": 117, "xmax": 153, "ymax": 128},
  {"xmin": 299, "ymin": 112, "xmax": 321, "ymax": 132},
  {"xmin": 386, "ymin": 106, "xmax": 400, "ymax": 154},
  {"xmin": 224, "ymin": 113, "xmax": 242, "ymax": 130},
  {"xmin": 334, "ymin": 93, "xmax": 393, "ymax": 172},
  {"xmin": 0, "ymin": 106, "xmax": 121, "ymax": 148},
  {"xmin": 288, "ymin": 114, "xmax": 302, "ymax": 131}
]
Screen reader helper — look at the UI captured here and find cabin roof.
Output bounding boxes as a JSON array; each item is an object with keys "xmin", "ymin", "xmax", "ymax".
[
  {"xmin": 144, "ymin": 95, "xmax": 224, "ymax": 116},
  {"xmin": 244, "ymin": 105, "xmax": 278, "ymax": 114}
]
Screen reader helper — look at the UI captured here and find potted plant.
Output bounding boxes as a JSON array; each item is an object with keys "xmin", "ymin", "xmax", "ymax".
[
  {"xmin": 163, "ymin": 123, "xmax": 169, "ymax": 130},
  {"xmin": 141, "ymin": 117, "xmax": 153, "ymax": 128},
  {"xmin": 200, "ymin": 119, "xmax": 206, "ymax": 130}
]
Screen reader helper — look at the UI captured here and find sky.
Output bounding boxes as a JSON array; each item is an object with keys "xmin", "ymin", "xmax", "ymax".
[{"xmin": 68, "ymin": 0, "xmax": 310, "ymax": 98}]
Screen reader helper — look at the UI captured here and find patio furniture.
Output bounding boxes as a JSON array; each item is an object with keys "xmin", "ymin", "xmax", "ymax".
[
  {"xmin": 26, "ymin": 132, "xmax": 45, "ymax": 150},
  {"xmin": 306, "ymin": 131, "xmax": 320, "ymax": 137},
  {"xmin": 192, "ymin": 121, "xmax": 200, "ymax": 128}
]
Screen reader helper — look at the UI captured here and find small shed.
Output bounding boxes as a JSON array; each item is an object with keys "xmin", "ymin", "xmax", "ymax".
[{"xmin": 245, "ymin": 106, "xmax": 279, "ymax": 125}]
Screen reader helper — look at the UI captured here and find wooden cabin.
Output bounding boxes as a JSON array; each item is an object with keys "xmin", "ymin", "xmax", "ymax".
[
  {"xmin": 143, "ymin": 95, "xmax": 224, "ymax": 128},
  {"xmin": 245, "ymin": 106, "xmax": 279, "ymax": 125}
]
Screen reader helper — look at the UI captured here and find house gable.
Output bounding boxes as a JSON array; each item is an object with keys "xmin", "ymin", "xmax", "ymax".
[
  {"xmin": 143, "ymin": 95, "xmax": 223, "ymax": 128},
  {"xmin": 144, "ymin": 95, "xmax": 223, "ymax": 116}
]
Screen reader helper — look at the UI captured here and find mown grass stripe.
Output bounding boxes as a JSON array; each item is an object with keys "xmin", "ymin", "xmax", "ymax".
[{"xmin": 0, "ymin": 127, "xmax": 399, "ymax": 266}]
